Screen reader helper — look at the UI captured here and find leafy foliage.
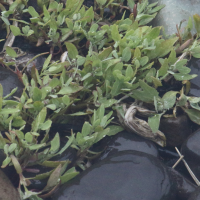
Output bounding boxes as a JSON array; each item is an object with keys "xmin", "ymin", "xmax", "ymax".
[{"xmin": 0, "ymin": 0, "xmax": 200, "ymax": 199}]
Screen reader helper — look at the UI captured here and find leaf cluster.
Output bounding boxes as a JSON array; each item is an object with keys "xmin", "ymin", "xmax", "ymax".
[{"xmin": 0, "ymin": 0, "xmax": 200, "ymax": 199}]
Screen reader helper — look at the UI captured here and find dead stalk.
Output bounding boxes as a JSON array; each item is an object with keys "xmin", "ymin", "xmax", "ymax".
[{"xmin": 173, "ymin": 147, "xmax": 200, "ymax": 186}]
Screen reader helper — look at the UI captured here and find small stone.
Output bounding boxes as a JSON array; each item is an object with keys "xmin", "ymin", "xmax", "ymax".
[
  {"xmin": 149, "ymin": 0, "xmax": 200, "ymax": 36},
  {"xmin": 52, "ymin": 151, "xmax": 177, "ymax": 200},
  {"xmin": 0, "ymin": 66, "xmax": 24, "ymax": 99},
  {"xmin": 159, "ymin": 114, "xmax": 192, "ymax": 147},
  {"xmin": 168, "ymin": 168, "xmax": 196, "ymax": 200},
  {"xmin": 181, "ymin": 129, "xmax": 200, "ymax": 180},
  {"xmin": 93, "ymin": 131, "xmax": 158, "ymax": 162},
  {"xmin": 188, "ymin": 187, "xmax": 200, "ymax": 200},
  {"xmin": 0, "ymin": 169, "xmax": 20, "ymax": 200},
  {"xmin": 187, "ymin": 58, "xmax": 200, "ymax": 97},
  {"xmin": 16, "ymin": 54, "xmax": 45, "ymax": 72}
]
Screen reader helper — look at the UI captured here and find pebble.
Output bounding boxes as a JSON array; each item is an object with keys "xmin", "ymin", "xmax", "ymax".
[
  {"xmin": 181, "ymin": 128, "xmax": 200, "ymax": 180},
  {"xmin": 52, "ymin": 151, "xmax": 177, "ymax": 200},
  {"xmin": 0, "ymin": 66, "xmax": 24, "ymax": 99},
  {"xmin": 159, "ymin": 114, "xmax": 192, "ymax": 147},
  {"xmin": 0, "ymin": 169, "xmax": 21, "ymax": 200},
  {"xmin": 92, "ymin": 131, "xmax": 158, "ymax": 162},
  {"xmin": 149, "ymin": 0, "xmax": 200, "ymax": 36},
  {"xmin": 187, "ymin": 58, "xmax": 200, "ymax": 97}
]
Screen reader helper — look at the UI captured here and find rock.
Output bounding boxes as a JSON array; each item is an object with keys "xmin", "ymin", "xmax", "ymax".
[
  {"xmin": 52, "ymin": 151, "xmax": 177, "ymax": 200},
  {"xmin": 0, "ymin": 169, "xmax": 20, "ymax": 200},
  {"xmin": 159, "ymin": 114, "xmax": 192, "ymax": 147},
  {"xmin": 0, "ymin": 66, "xmax": 24, "ymax": 99},
  {"xmin": 188, "ymin": 187, "xmax": 200, "ymax": 200},
  {"xmin": 148, "ymin": 0, "xmax": 200, "ymax": 36},
  {"xmin": 168, "ymin": 168, "xmax": 196, "ymax": 200},
  {"xmin": 187, "ymin": 57, "xmax": 200, "ymax": 97},
  {"xmin": 181, "ymin": 128, "xmax": 200, "ymax": 180},
  {"xmin": 16, "ymin": 54, "xmax": 46, "ymax": 72},
  {"xmin": 0, "ymin": 150, "xmax": 17, "ymax": 187},
  {"xmin": 93, "ymin": 131, "xmax": 158, "ymax": 162}
]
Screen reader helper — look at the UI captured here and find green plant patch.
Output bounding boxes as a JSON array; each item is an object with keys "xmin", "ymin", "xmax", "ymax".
[{"xmin": 0, "ymin": 0, "xmax": 200, "ymax": 199}]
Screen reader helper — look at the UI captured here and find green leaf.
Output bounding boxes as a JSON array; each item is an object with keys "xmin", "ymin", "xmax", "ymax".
[
  {"xmin": 25, "ymin": 132, "xmax": 33, "ymax": 143},
  {"xmin": 10, "ymin": 25, "xmax": 21, "ymax": 36},
  {"xmin": 0, "ymin": 84, "xmax": 3, "ymax": 97},
  {"xmin": 138, "ymin": 13, "xmax": 157, "ymax": 26},
  {"xmin": 39, "ymin": 120, "xmax": 52, "ymax": 130},
  {"xmin": 148, "ymin": 4, "xmax": 165, "ymax": 14},
  {"xmin": 8, "ymin": 143, "xmax": 17, "ymax": 153},
  {"xmin": 77, "ymin": 56, "xmax": 85, "ymax": 66},
  {"xmin": 168, "ymin": 50, "xmax": 177, "ymax": 64},
  {"xmin": 65, "ymin": 42, "xmax": 78, "ymax": 59},
  {"xmin": 60, "ymin": 167, "xmax": 79, "ymax": 184},
  {"xmin": 111, "ymin": 24, "xmax": 121, "ymax": 41},
  {"xmin": 122, "ymin": 47, "xmax": 131, "ymax": 62},
  {"xmin": 2, "ymin": 157, "xmax": 11, "ymax": 168},
  {"xmin": 29, "ymin": 143, "xmax": 46, "ymax": 150},
  {"xmin": 32, "ymin": 107, "xmax": 47, "ymax": 132},
  {"xmin": 44, "ymin": 164, "xmax": 62, "ymax": 191},
  {"xmin": 173, "ymin": 73, "xmax": 197, "ymax": 81},
  {"xmin": 144, "ymin": 27, "xmax": 161, "ymax": 42},
  {"xmin": 94, "ymin": 128, "xmax": 110, "ymax": 143},
  {"xmin": 58, "ymin": 85, "xmax": 82, "ymax": 95},
  {"xmin": 134, "ymin": 47, "xmax": 141, "ymax": 59},
  {"xmin": 81, "ymin": 73, "xmax": 92, "ymax": 81},
  {"xmin": 176, "ymin": 66, "xmax": 191, "ymax": 74},
  {"xmin": 98, "ymin": 47, "xmax": 112, "ymax": 60},
  {"xmin": 28, "ymin": 6, "xmax": 40, "ymax": 18},
  {"xmin": 107, "ymin": 125, "xmax": 124, "ymax": 136},
  {"xmin": 162, "ymin": 91, "xmax": 178, "ymax": 110},
  {"xmin": 126, "ymin": 65, "xmax": 134, "ymax": 81},
  {"xmin": 49, "ymin": 78, "xmax": 61, "ymax": 88},
  {"xmin": 148, "ymin": 114, "xmax": 162, "ymax": 133},
  {"xmin": 1, "ymin": 16, "xmax": 10, "ymax": 25},
  {"xmin": 175, "ymin": 59, "xmax": 187, "ymax": 69},
  {"xmin": 84, "ymin": 6, "xmax": 94, "ymax": 23},
  {"xmin": 12, "ymin": 117, "xmax": 26, "ymax": 127},
  {"xmin": 50, "ymin": 133, "xmax": 60, "ymax": 153},
  {"xmin": 82, "ymin": 122, "xmax": 92, "ymax": 137},
  {"xmin": 46, "ymin": 104, "xmax": 56, "ymax": 110},
  {"xmin": 183, "ymin": 108, "xmax": 200, "ymax": 125},
  {"xmin": 148, "ymin": 37, "xmax": 178, "ymax": 59},
  {"xmin": 191, "ymin": 46, "xmax": 200, "ymax": 58},
  {"xmin": 65, "ymin": 18, "xmax": 73, "ymax": 29},
  {"xmin": 0, "ymin": 97, "xmax": 2, "ymax": 112},
  {"xmin": 132, "ymin": 80, "xmax": 159, "ymax": 102},
  {"xmin": 62, "ymin": 95, "xmax": 70, "ymax": 106},
  {"xmin": 187, "ymin": 17, "xmax": 193, "ymax": 31},
  {"xmin": 193, "ymin": 14, "xmax": 200, "ymax": 34},
  {"xmin": 96, "ymin": 0, "xmax": 107, "ymax": 6},
  {"xmin": 127, "ymin": 0, "xmax": 135, "ymax": 9},
  {"xmin": 158, "ymin": 58, "xmax": 168, "ymax": 77},
  {"xmin": 43, "ymin": 54, "xmax": 52, "ymax": 70},
  {"xmin": 58, "ymin": 134, "xmax": 74, "ymax": 154},
  {"xmin": 0, "ymin": 108, "xmax": 20, "ymax": 114},
  {"xmin": 43, "ymin": 5, "xmax": 50, "ymax": 22},
  {"xmin": 10, "ymin": 155, "xmax": 22, "ymax": 174},
  {"xmin": 151, "ymin": 77, "xmax": 162, "ymax": 88},
  {"xmin": 32, "ymin": 87, "xmax": 42, "ymax": 101},
  {"xmin": 5, "ymin": 46, "xmax": 17, "ymax": 57},
  {"xmin": 69, "ymin": 112, "xmax": 88, "ymax": 116},
  {"xmin": 3, "ymin": 87, "xmax": 18, "ymax": 99},
  {"xmin": 111, "ymin": 79, "xmax": 123, "ymax": 97}
]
